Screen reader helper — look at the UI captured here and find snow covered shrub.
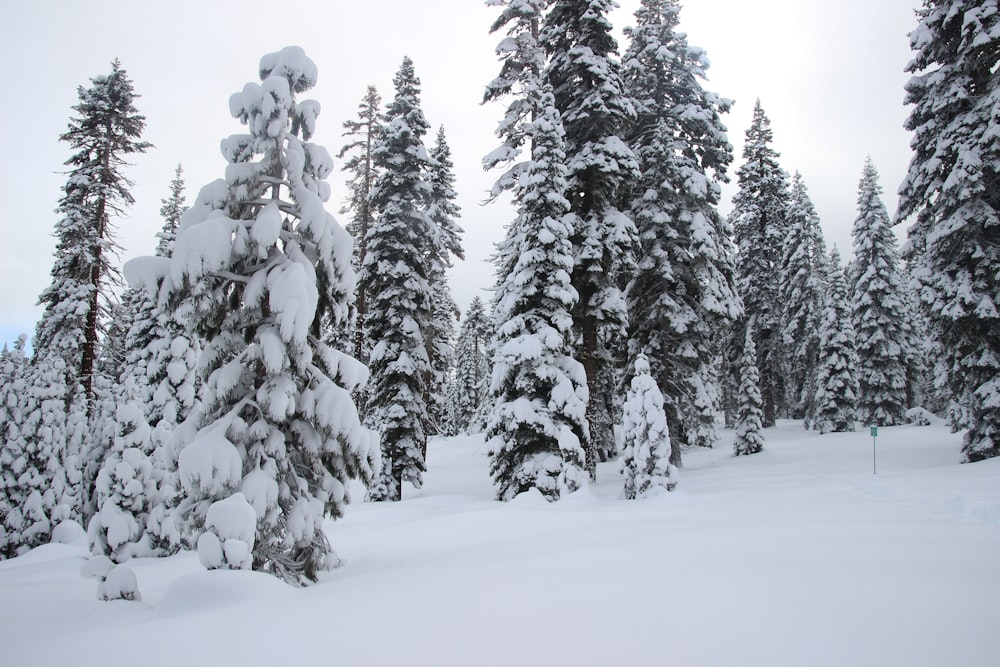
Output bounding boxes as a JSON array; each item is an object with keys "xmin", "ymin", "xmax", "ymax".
[
  {"xmin": 88, "ymin": 442, "xmax": 159, "ymax": 562},
  {"xmin": 99, "ymin": 566, "xmax": 141, "ymax": 602},
  {"xmin": 621, "ymin": 355, "xmax": 678, "ymax": 499},
  {"xmin": 198, "ymin": 492, "xmax": 256, "ymax": 572},
  {"xmin": 82, "ymin": 556, "xmax": 141, "ymax": 602}
]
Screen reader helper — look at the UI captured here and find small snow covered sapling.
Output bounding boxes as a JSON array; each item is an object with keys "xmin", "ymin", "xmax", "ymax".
[
  {"xmin": 197, "ymin": 492, "xmax": 256, "ymax": 572},
  {"xmin": 81, "ymin": 555, "xmax": 142, "ymax": 602},
  {"xmin": 620, "ymin": 354, "xmax": 678, "ymax": 499}
]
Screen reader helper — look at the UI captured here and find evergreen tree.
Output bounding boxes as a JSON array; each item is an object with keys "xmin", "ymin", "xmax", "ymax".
[
  {"xmin": 91, "ymin": 166, "xmax": 196, "ymax": 557},
  {"xmin": 778, "ymin": 172, "xmax": 826, "ymax": 420},
  {"xmin": 1, "ymin": 356, "xmax": 71, "ymax": 554},
  {"xmin": 733, "ymin": 325, "xmax": 765, "ymax": 456},
  {"xmin": 484, "ymin": 0, "xmax": 589, "ymax": 501},
  {"xmin": 729, "ymin": 100, "xmax": 790, "ymax": 427},
  {"xmin": 813, "ymin": 250, "xmax": 859, "ymax": 434},
  {"xmin": 622, "ymin": 0, "xmax": 740, "ymax": 459},
  {"xmin": 896, "ymin": 0, "xmax": 999, "ymax": 461},
  {"xmin": 156, "ymin": 47, "xmax": 377, "ymax": 584},
  {"xmin": 0, "ymin": 336, "xmax": 29, "ymax": 558},
  {"xmin": 33, "ymin": 60, "xmax": 151, "ymax": 407},
  {"xmin": 338, "ymin": 86, "xmax": 383, "ymax": 362},
  {"xmin": 360, "ymin": 57, "xmax": 434, "ymax": 501},
  {"xmin": 446, "ymin": 295, "xmax": 491, "ymax": 436},
  {"xmin": 620, "ymin": 354, "xmax": 677, "ymax": 499},
  {"xmin": 541, "ymin": 0, "xmax": 640, "ymax": 475},
  {"xmin": 425, "ymin": 126, "xmax": 465, "ymax": 436},
  {"xmin": 851, "ymin": 158, "xmax": 910, "ymax": 427}
]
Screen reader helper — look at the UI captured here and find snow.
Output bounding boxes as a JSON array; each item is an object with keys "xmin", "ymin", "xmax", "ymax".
[{"xmin": 2, "ymin": 422, "xmax": 999, "ymax": 666}]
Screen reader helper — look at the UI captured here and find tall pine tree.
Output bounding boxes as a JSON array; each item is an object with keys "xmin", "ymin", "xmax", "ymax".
[
  {"xmin": 33, "ymin": 60, "xmax": 151, "ymax": 408},
  {"xmin": 813, "ymin": 249, "xmax": 860, "ymax": 434},
  {"xmin": 541, "ymin": 0, "xmax": 640, "ymax": 474},
  {"xmin": 360, "ymin": 57, "xmax": 434, "ymax": 501},
  {"xmin": 896, "ymin": 0, "xmax": 999, "ymax": 461},
  {"xmin": 152, "ymin": 47, "xmax": 377, "ymax": 583},
  {"xmin": 338, "ymin": 86, "xmax": 383, "ymax": 363},
  {"xmin": 729, "ymin": 100, "xmax": 790, "ymax": 427},
  {"xmin": 622, "ymin": 0, "xmax": 740, "ymax": 459},
  {"xmin": 851, "ymin": 158, "xmax": 909, "ymax": 427},
  {"xmin": 484, "ymin": 0, "xmax": 589, "ymax": 501}
]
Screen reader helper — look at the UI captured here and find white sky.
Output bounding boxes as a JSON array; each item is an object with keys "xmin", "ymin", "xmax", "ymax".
[{"xmin": 0, "ymin": 0, "xmax": 921, "ymax": 348}]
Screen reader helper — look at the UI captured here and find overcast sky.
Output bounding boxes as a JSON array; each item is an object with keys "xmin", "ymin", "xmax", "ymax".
[{"xmin": 0, "ymin": 0, "xmax": 921, "ymax": 349}]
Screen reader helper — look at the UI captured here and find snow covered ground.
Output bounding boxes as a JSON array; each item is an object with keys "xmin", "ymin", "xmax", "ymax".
[{"xmin": 2, "ymin": 421, "xmax": 998, "ymax": 667}]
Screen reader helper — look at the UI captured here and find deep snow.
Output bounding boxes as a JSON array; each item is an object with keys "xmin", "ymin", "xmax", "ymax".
[{"xmin": 1, "ymin": 421, "xmax": 998, "ymax": 667}]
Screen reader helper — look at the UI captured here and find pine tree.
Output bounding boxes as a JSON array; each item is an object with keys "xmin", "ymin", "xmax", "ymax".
[
  {"xmin": 778, "ymin": 172, "xmax": 826, "ymax": 420},
  {"xmin": 541, "ymin": 0, "xmax": 640, "ymax": 474},
  {"xmin": 33, "ymin": 60, "xmax": 151, "ymax": 407},
  {"xmin": 851, "ymin": 158, "xmax": 910, "ymax": 427},
  {"xmin": 338, "ymin": 86, "xmax": 382, "ymax": 363},
  {"xmin": 622, "ymin": 0, "xmax": 740, "ymax": 459},
  {"xmin": 484, "ymin": 0, "xmax": 589, "ymax": 501},
  {"xmin": 0, "ymin": 336, "xmax": 29, "ymax": 558},
  {"xmin": 360, "ymin": 57, "xmax": 434, "ymax": 502},
  {"xmin": 729, "ymin": 100, "xmax": 790, "ymax": 427},
  {"xmin": 425, "ymin": 126, "xmax": 465, "ymax": 436},
  {"xmin": 733, "ymin": 326, "xmax": 765, "ymax": 456},
  {"xmin": 620, "ymin": 354, "xmax": 677, "ymax": 499},
  {"xmin": 91, "ymin": 166, "xmax": 196, "ymax": 557},
  {"xmin": 813, "ymin": 250, "xmax": 860, "ymax": 434},
  {"xmin": 155, "ymin": 47, "xmax": 377, "ymax": 584},
  {"xmin": 446, "ymin": 295, "xmax": 491, "ymax": 436},
  {"xmin": 896, "ymin": 0, "xmax": 999, "ymax": 461}
]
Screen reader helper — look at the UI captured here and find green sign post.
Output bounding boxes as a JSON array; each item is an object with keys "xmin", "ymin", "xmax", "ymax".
[{"xmin": 870, "ymin": 426, "xmax": 878, "ymax": 474}]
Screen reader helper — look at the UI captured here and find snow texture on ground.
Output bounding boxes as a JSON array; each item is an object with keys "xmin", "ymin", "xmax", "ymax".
[{"xmin": 1, "ymin": 421, "xmax": 998, "ymax": 666}]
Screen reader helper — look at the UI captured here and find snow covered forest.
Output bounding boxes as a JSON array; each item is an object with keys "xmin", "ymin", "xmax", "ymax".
[{"xmin": 0, "ymin": 0, "xmax": 998, "ymax": 662}]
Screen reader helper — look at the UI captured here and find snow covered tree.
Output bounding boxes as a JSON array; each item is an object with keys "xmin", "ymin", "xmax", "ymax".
[
  {"xmin": 729, "ymin": 100, "xmax": 790, "ymax": 427},
  {"xmin": 896, "ymin": 0, "xmax": 1000, "ymax": 461},
  {"xmin": 360, "ymin": 57, "xmax": 434, "ymax": 502},
  {"xmin": 541, "ymin": 0, "xmax": 640, "ymax": 474},
  {"xmin": 484, "ymin": 0, "xmax": 590, "ymax": 501},
  {"xmin": 622, "ymin": 0, "xmax": 741, "ymax": 458},
  {"xmin": 0, "ymin": 336, "xmax": 29, "ymax": 558},
  {"xmin": 620, "ymin": 354, "xmax": 677, "ymax": 499},
  {"xmin": 425, "ymin": 126, "xmax": 465, "ymax": 435},
  {"xmin": 146, "ymin": 47, "xmax": 377, "ymax": 584},
  {"xmin": 850, "ymin": 158, "xmax": 910, "ymax": 427},
  {"xmin": 32, "ymin": 60, "xmax": 151, "ymax": 407},
  {"xmin": 338, "ymin": 86, "xmax": 382, "ymax": 362},
  {"xmin": 1, "ymin": 356, "xmax": 72, "ymax": 555},
  {"xmin": 813, "ymin": 250, "xmax": 859, "ymax": 434},
  {"xmin": 90, "ymin": 167, "xmax": 196, "ymax": 558},
  {"xmin": 446, "ymin": 295, "xmax": 491, "ymax": 436},
  {"xmin": 733, "ymin": 325, "xmax": 765, "ymax": 456},
  {"xmin": 778, "ymin": 172, "xmax": 826, "ymax": 420}
]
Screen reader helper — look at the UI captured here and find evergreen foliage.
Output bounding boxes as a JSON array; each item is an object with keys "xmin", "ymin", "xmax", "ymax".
[
  {"xmin": 896, "ymin": 0, "xmax": 1000, "ymax": 461},
  {"xmin": 778, "ymin": 172, "xmax": 826, "ymax": 420},
  {"xmin": 153, "ymin": 47, "xmax": 377, "ymax": 584},
  {"xmin": 729, "ymin": 100, "xmax": 790, "ymax": 427},
  {"xmin": 360, "ymin": 57, "xmax": 434, "ymax": 501},
  {"xmin": 33, "ymin": 60, "xmax": 151, "ymax": 406},
  {"xmin": 541, "ymin": 0, "xmax": 640, "ymax": 474},
  {"xmin": 620, "ymin": 354, "xmax": 677, "ymax": 498},
  {"xmin": 622, "ymin": 0, "xmax": 740, "ymax": 458},
  {"xmin": 338, "ymin": 86, "xmax": 383, "ymax": 362},
  {"xmin": 851, "ymin": 158, "xmax": 910, "ymax": 427},
  {"xmin": 484, "ymin": 0, "xmax": 589, "ymax": 501},
  {"xmin": 425, "ymin": 126, "xmax": 465, "ymax": 436},
  {"xmin": 733, "ymin": 326, "xmax": 765, "ymax": 456},
  {"xmin": 446, "ymin": 296, "xmax": 491, "ymax": 436},
  {"xmin": 813, "ymin": 250, "xmax": 860, "ymax": 434}
]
